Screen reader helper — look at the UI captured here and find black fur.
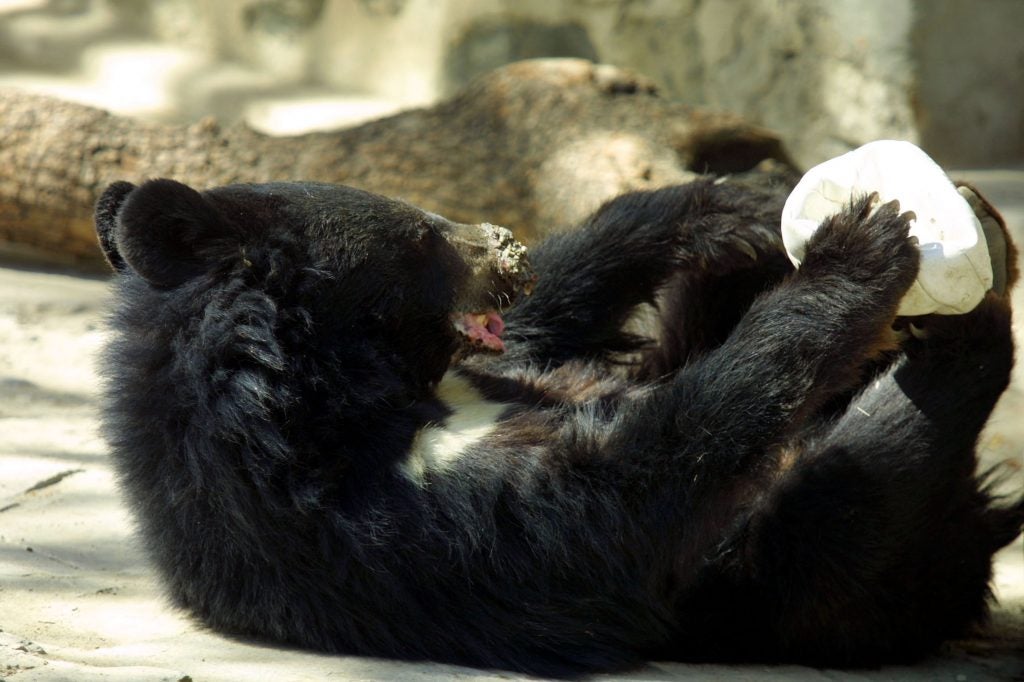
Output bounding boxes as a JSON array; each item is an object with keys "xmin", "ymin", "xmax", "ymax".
[{"xmin": 95, "ymin": 177, "xmax": 1023, "ymax": 677}]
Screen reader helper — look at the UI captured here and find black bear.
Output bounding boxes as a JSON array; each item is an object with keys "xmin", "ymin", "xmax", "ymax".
[{"xmin": 95, "ymin": 176, "xmax": 1023, "ymax": 676}]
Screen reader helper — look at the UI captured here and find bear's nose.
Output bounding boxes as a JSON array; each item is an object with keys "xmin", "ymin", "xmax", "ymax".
[{"xmin": 479, "ymin": 223, "xmax": 529, "ymax": 280}]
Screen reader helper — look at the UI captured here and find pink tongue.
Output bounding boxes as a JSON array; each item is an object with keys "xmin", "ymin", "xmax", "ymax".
[{"xmin": 453, "ymin": 312, "xmax": 506, "ymax": 352}]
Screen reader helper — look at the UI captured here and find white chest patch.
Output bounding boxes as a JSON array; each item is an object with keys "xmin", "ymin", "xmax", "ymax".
[{"xmin": 399, "ymin": 372, "xmax": 506, "ymax": 484}]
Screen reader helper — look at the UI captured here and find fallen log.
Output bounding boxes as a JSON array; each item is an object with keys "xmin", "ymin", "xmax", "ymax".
[{"xmin": 0, "ymin": 58, "xmax": 794, "ymax": 267}]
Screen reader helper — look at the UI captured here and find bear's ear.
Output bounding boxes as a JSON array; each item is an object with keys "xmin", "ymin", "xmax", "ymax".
[
  {"xmin": 106, "ymin": 179, "xmax": 230, "ymax": 287},
  {"xmin": 94, "ymin": 181, "xmax": 135, "ymax": 272}
]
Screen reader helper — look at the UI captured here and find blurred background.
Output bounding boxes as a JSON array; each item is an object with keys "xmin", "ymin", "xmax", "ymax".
[{"xmin": 1, "ymin": 0, "xmax": 1022, "ymax": 168}]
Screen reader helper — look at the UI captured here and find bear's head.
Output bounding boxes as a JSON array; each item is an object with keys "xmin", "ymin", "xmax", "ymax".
[{"xmin": 95, "ymin": 179, "xmax": 533, "ymax": 392}]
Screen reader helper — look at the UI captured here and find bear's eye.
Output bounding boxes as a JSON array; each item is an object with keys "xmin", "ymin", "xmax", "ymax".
[{"xmin": 414, "ymin": 219, "xmax": 444, "ymax": 246}]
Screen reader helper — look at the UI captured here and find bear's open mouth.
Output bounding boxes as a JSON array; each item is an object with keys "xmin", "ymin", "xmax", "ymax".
[{"xmin": 452, "ymin": 311, "xmax": 506, "ymax": 353}]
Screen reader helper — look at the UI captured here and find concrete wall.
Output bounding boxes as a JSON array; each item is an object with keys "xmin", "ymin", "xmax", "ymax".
[{"xmin": 912, "ymin": 0, "xmax": 1024, "ymax": 167}]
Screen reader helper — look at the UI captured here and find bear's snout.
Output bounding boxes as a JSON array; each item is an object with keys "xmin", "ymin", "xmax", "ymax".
[{"xmin": 445, "ymin": 221, "xmax": 534, "ymax": 311}]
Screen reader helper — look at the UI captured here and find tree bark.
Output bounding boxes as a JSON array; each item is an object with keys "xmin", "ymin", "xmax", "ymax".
[{"xmin": 0, "ymin": 58, "xmax": 794, "ymax": 267}]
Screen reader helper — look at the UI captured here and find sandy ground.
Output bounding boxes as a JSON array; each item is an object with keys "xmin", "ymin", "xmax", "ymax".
[{"xmin": 0, "ymin": 172, "xmax": 1020, "ymax": 681}]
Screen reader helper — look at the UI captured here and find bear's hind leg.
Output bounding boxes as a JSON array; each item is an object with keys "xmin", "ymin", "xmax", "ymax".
[{"xmin": 712, "ymin": 293, "xmax": 1022, "ymax": 665}]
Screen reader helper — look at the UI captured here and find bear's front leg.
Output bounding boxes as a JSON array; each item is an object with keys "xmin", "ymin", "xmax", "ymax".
[{"xmin": 610, "ymin": 194, "xmax": 920, "ymax": 481}]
